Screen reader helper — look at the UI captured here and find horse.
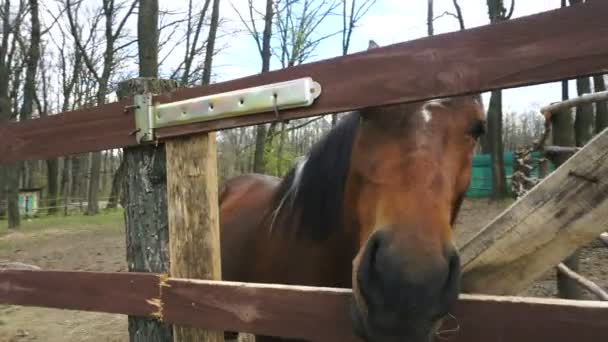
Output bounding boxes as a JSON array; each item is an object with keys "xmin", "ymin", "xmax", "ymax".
[{"xmin": 219, "ymin": 43, "xmax": 486, "ymax": 342}]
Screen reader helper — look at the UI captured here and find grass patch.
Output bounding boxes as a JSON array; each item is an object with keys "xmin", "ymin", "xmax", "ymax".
[{"xmin": 0, "ymin": 208, "xmax": 124, "ymax": 237}]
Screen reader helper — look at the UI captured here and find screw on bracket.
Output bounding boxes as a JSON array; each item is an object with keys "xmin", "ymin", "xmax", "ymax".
[{"xmin": 124, "ymin": 104, "xmax": 140, "ymax": 113}]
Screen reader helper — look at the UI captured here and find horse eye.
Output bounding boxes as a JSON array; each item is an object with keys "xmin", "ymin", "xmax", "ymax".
[{"xmin": 468, "ymin": 121, "xmax": 486, "ymax": 139}]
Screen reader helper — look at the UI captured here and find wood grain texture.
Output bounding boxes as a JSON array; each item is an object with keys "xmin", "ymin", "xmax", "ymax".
[
  {"xmin": 460, "ymin": 127, "xmax": 608, "ymax": 295},
  {"xmin": 0, "ymin": 270, "xmax": 159, "ymax": 317},
  {"xmin": 0, "ymin": 100, "xmax": 135, "ymax": 163},
  {"xmin": 2, "ymin": 270, "xmax": 608, "ymax": 342},
  {"xmin": 3, "ymin": 2, "xmax": 608, "ymax": 164},
  {"xmin": 166, "ymin": 133, "xmax": 223, "ymax": 342},
  {"xmin": 161, "ymin": 278, "xmax": 355, "ymax": 341}
]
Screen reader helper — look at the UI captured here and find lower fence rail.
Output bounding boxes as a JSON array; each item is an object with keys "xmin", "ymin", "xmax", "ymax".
[{"xmin": 1, "ymin": 270, "xmax": 607, "ymax": 341}]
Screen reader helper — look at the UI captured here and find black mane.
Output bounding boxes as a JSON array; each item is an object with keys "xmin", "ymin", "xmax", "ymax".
[{"xmin": 267, "ymin": 112, "xmax": 361, "ymax": 241}]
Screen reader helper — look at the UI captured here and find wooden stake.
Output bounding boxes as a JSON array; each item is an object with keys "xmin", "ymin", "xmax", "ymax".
[{"xmin": 166, "ymin": 132, "xmax": 224, "ymax": 342}]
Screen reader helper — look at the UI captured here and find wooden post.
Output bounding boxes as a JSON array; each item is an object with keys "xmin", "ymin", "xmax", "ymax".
[
  {"xmin": 118, "ymin": 78, "xmax": 179, "ymax": 342},
  {"xmin": 165, "ymin": 129, "xmax": 224, "ymax": 341}
]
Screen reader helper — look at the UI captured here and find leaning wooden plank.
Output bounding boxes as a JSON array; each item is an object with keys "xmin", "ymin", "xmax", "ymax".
[
  {"xmin": 0, "ymin": 270, "xmax": 159, "ymax": 317},
  {"xmin": 1, "ymin": 270, "xmax": 608, "ymax": 342},
  {"xmin": 460, "ymin": 127, "xmax": 608, "ymax": 295},
  {"xmin": 3, "ymin": 2, "xmax": 608, "ymax": 164}
]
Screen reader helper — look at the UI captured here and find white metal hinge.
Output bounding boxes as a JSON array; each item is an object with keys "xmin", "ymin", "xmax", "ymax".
[{"xmin": 132, "ymin": 77, "xmax": 322, "ymax": 143}]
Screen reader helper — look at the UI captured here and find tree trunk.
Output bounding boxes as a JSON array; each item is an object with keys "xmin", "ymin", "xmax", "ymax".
[
  {"xmin": 61, "ymin": 157, "xmax": 72, "ymax": 215},
  {"xmin": 46, "ymin": 159, "xmax": 59, "ymax": 214},
  {"xmin": 86, "ymin": 152, "xmax": 101, "ymax": 215},
  {"xmin": 120, "ymin": 79, "xmax": 178, "ymax": 342},
  {"xmin": 202, "ymin": 0, "xmax": 220, "ymax": 85},
  {"xmin": 253, "ymin": 124, "xmax": 267, "ymax": 173},
  {"xmin": 70, "ymin": 155, "xmax": 80, "ymax": 204},
  {"xmin": 106, "ymin": 158, "xmax": 124, "ymax": 209},
  {"xmin": 0, "ymin": 166, "xmax": 5, "ymax": 218},
  {"xmin": 0, "ymin": 1, "xmax": 9, "ymax": 221},
  {"xmin": 252, "ymin": 0, "xmax": 274, "ymax": 174},
  {"xmin": 6, "ymin": 164, "xmax": 20, "ymax": 228},
  {"xmin": 427, "ymin": 0, "xmax": 434, "ymax": 36},
  {"xmin": 276, "ymin": 122, "xmax": 287, "ymax": 175},
  {"xmin": 574, "ymin": 77, "xmax": 594, "ymax": 147},
  {"xmin": 488, "ymin": 90, "xmax": 507, "ymax": 199},
  {"xmin": 594, "ymin": 75, "xmax": 608, "ymax": 132},
  {"xmin": 552, "ymin": 77, "xmax": 582, "ymax": 299},
  {"xmin": 123, "ymin": 1, "xmax": 174, "ymax": 340},
  {"xmin": 100, "ymin": 151, "xmax": 108, "ymax": 195}
]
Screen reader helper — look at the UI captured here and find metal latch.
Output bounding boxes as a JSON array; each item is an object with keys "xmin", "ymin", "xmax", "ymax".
[{"xmin": 133, "ymin": 77, "xmax": 322, "ymax": 143}]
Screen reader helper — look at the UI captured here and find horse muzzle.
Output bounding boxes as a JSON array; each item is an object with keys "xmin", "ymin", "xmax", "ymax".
[{"xmin": 350, "ymin": 228, "xmax": 461, "ymax": 342}]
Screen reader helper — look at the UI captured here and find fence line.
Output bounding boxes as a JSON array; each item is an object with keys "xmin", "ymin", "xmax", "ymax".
[
  {"xmin": 1, "ymin": 2, "xmax": 608, "ymax": 164},
  {"xmin": 1, "ymin": 270, "xmax": 607, "ymax": 342}
]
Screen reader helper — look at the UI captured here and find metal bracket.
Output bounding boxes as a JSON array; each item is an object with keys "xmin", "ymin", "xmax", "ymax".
[{"xmin": 133, "ymin": 77, "xmax": 322, "ymax": 143}]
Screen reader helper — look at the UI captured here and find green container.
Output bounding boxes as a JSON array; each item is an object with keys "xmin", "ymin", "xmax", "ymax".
[{"xmin": 465, "ymin": 152, "xmax": 555, "ymax": 198}]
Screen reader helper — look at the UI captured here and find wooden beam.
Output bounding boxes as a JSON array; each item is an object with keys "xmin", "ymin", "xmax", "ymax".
[
  {"xmin": 541, "ymin": 90, "xmax": 608, "ymax": 119},
  {"xmin": 166, "ymin": 133, "xmax": 223, "ymax": 342},
  {"xmin": 3, "ymin": 2, "xmax": 608, "ymax": 164},
  {"xmin": 460, "ymin": 127, "xmax": 608, "ymax": 295},
  {"xmin": 2, "ymin": 270, "xmax": 608, "ymax": 342},
  {"xmin": 0, "ymin": 270, "xmax": 160, "ymax": 317}
]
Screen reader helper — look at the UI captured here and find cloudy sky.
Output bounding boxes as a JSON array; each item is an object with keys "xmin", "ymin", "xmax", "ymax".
[{"xmin": 201, "ymin": 0, "xmax": 568, "ymax": 114}]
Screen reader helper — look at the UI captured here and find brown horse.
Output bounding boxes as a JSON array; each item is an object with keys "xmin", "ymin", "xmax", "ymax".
[{"xmin": 219, "ymin": 46, "xmax": 485, "ymax": 342}]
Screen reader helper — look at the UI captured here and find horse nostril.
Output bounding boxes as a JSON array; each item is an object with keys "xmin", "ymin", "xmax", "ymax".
[
  {"xmin": 439, "ymin": 249, "xmax": 461, "ymax": 313},
  {"xmin": 357, "ymin": 230, "xmax": 390, "ymax": 303}
]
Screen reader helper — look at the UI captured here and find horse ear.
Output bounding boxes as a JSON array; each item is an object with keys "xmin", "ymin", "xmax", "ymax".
[{"xmin": 368, "ymin": 40, "xmax": 380, "ymax": 50}]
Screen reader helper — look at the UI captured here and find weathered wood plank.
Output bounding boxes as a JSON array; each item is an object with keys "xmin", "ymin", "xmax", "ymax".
[
  {"xmin": 161, "ymin": 278, "xmax": 355, "ymax": 341},
  {"xmin": 460, "ymin": 127, "xmax": 608, "ymax": 295},
  {"xmin": 541, "ymin": 90, "xmax": 608, "ymax": 118},
  {"xmin": 2, "ymin": 2, "xmax": 608, "ymax": 164},
  {"xmin": 0, "ymin": 270, "xmax": 159, "ymax": 317},
  {"xmin": 2, "ymin": 270, "xmax": 608, "ymax": 342},
  {"xmin": 166, "ymin": 133, "xmax": 224, "ymax": 342}
]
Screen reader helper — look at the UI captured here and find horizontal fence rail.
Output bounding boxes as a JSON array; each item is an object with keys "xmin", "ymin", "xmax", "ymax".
[
  {"xmin": 1, "ymin": 270, "xmax": 608, "ymax": 342},
  {"xmin": 2, "ymin": 2, "xmax": 608, "ymax": 164}
]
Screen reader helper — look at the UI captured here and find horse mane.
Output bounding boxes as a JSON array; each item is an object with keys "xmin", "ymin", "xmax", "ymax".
[{"xmin": 266, "ymin": 112, "xmax": 361, "ymax": 241}]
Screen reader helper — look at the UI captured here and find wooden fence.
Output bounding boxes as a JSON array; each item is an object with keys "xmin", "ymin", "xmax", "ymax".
[{"xmin": 2, "ymin": 2, "xmax": 608, "ymax": 341}]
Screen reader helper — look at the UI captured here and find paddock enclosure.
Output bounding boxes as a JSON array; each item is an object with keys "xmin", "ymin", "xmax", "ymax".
[{"xmin": 2, "ymin": 2, "xmax": 608, "ymax": 342}]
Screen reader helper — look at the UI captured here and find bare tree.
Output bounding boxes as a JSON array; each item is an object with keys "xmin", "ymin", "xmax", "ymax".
[
  {"xmin": 65, "ymin": 0, "xmax": 137, "ymax": 215},
  {"xmin": 273, "ymin": 0, "xmax": 340, "ymax": 67},
  {"xmin": 202, "ymin": 0, "xmax": 220, "ymax": 85},
  {"xmin": 332, "ymin": 0, "xmax": 376, "ymax": 126},
  {"xmin": 170, "ymin": 0, "xmax": 212, "ymax": 84},
  {"xmin": 233, "ymin": 0, "xmax": 275, "ymax": 173},
  {"xmin": 486, "ymin": 0, "xmax": 514, "ymax": 200}
]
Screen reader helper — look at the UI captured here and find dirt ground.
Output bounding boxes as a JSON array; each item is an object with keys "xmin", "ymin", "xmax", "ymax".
[{"xmin": 0, "ymin": 199, "xmax": 607, "ymax": 342}]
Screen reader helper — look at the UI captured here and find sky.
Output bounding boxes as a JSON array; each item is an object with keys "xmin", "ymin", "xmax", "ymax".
[
  {"xmin": 203, "ymin": 0, "xmax": 569, "ymax": 114},
  {"xmin": 38, "ymin": 0, "xmax": 575, "ymax": 114}
]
